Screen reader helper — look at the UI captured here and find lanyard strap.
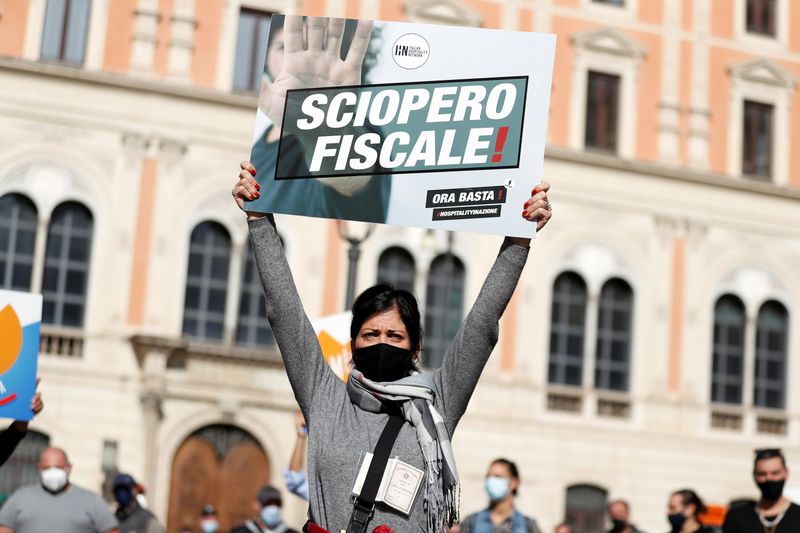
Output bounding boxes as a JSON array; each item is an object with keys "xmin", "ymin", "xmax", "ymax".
[{"xmin": 346, "ymin": 414, "xmax": 404, "ymax": 533}]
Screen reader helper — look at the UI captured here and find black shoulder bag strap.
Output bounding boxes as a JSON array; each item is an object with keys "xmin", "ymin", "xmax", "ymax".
[{"xmin": 346, "ymin": 414, "xmax": 404, "ymax": 533}]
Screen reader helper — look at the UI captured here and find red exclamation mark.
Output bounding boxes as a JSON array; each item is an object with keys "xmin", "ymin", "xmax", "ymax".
[{"xmin": 492, "ymin": 126, "xmax": 508, "ymax": 163}]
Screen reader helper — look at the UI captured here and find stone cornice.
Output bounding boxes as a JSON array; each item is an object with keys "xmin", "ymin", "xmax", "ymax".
[
  {"xmin": 0, "ymin": 56, "xmax": 256, "ymax": 109},
  {"xmin": 544, "ymin": 146, "xmax": 800, "ymax": 201}
]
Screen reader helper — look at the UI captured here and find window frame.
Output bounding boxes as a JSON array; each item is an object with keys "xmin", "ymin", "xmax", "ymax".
[
  {"xmin": 569, "ymin": 28, "xmax": 645, "ymax": 160},
  {"xmin": 232, "ymin": 8, "xmax": 274, "ymax": 93},
  {"xmin": 741, "ymin": 100, "xmax": 774, "ymax": 180},
  {"xmin": 39, "ymin": 0, "xmax": 92, "ymax": 65},
  {"xmin": 726, "ymin": 59, "xmax": 794, "ymax": 186},
  {"xmin": 0, "ymin": 194, "xmax": 38, "ymax": 293},
  {"xmin": 377, "ymin": 246, "xmax": 416, "ymax": 294},
  {"xmin": 423, "ymin": 252, "xmax": 466, "ymax": 369}
]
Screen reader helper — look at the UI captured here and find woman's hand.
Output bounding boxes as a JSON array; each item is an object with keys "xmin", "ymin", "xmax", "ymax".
[
  {"xmin": 509, "ymin": 181, "xmax": 552, "ymax": 248},
  {"xmin": 259, "ymin": 16, "xmax": 373, "ymax": 129},
  {"xmin": 232, "ymin": 161, "xmax": 265, "ymax": 219},
  {"xmin": 523, "ymin": 181, "xmax": 552, "ymax": 231}
]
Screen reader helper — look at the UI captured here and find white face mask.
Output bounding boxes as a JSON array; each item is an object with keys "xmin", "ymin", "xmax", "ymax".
[{"xmin": 41, "ymin": 467, "xmax": 69, "ymax": 493}]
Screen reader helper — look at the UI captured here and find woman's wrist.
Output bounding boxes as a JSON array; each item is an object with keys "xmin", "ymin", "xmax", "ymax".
[{"xmin": 506, "ymin": 236, "xmax": 531, "ymax": 249}]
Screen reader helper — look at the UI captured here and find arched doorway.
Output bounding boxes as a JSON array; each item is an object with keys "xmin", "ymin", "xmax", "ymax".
[{"xmin": 166, "ymin": 424, "xmax": 270, "ymax": 533}]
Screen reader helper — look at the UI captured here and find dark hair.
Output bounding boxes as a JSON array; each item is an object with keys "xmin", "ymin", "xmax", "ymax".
[
  {"xmin": 491, "ymin": 458, "xmax": 519, "ymax": 480},
  {"xmin": 672, "ymin": 489, "xmax": 706, "ymax": 518},
  {"xmin": 754, "ymin": 448, "xmax": 787, "ymax": 470},
  {"xmin": 350, "ymin": 284, "xmax": 422, "ymax": 351}
]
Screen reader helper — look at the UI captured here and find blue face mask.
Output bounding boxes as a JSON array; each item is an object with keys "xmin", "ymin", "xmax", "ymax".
[
  {"xmin": 261, "ymin": 505, "xmax": 282, "ymax": 528},
  {"xmin": 200, "ymin": 520, "xmax": 219, "ymax": 533},
  {"xmin": 485, "ymin": 476, "xmax": 510, "ymax": 501}
]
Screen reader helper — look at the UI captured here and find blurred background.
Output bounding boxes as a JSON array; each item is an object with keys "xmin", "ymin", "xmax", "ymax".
[{"xmin": 0, "ymin": 0, "xmax": 798, "ymax": 532}]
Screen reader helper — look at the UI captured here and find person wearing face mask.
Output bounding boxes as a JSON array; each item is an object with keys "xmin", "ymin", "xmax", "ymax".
[
  {"xmin": 231, "ymin": 485, "xmax": 299, "ymax": 533},
  {"xmin": 0, "ymin": 446, "xmax": 119, "ymax": 533},
  {"xmin": 607, "ymin": 500, "xmax": 646, "ymax": 533},
  {"xmin": 234, "ymin": 137, "xmax": 552, "ymax": 533},
  {"xmin": 722, "ymin": 448, "xmax": 800, "ymax": 533},
  {"xmin": 460, "ymin": 458, "xmax": 541, "ymax": 533},
  {"xmin": 665, "ymin": 489, "xmax": 714, "ymax": 533},
  {"xmin": 197, "ymin": 504, "xmax": 220, "ymax": 533},
  {"xmin": 112, "ymin": 473, "xmax": 164, "ymax": 533}
]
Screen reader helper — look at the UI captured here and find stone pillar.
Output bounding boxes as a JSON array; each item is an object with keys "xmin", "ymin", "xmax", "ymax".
[
  {"xmin": 167, "ymin": 0, "xmax": 197, "ymax": 81},
  {"xmin": 133, "ymin": 336, "xmax": 186, "ymax": 504},
  {"xmin": 657, "ymin": 0, "xmax": 682, "ymax": 163},
  {"xmin": 131, "ymin": 0, "xmax": 161, "ymax": 75},
  {"xmin": 687, "ymin": 0, "xmax": 711, "ymax": 170}
]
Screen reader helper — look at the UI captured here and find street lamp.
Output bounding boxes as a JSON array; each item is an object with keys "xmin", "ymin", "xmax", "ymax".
[{"xmin": 337, "ymin": 220, "xmax": 375, "ymax": 309}]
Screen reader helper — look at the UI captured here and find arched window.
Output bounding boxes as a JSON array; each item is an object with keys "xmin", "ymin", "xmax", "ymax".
[
  {"xmin": 377, "ymin": 247, "xmax": 415, "ymax": 293},
  {"xmin": 711, "ymin": 295, "xmax": 746, "ymax": 404},
  {"xmin": 0, "ymin": 194, "xmax": 38, "ymax": 292},
  {"xmin": 182, "ymin": 222, "xmax": 231, "ymax": 341},
  {"xmin": 565, "ymin": 484, "xmax": 608, "ymax": 533},
  {"xmin": 42, "ymin": 202, "xmax": 93, "ymax": 327},
  {"xmin": 754, "ymin": 300, "xmax": 789, "ymax": 409},
  {"xmin": 235, "ymin": 241, "xmax": 274, "ymax": 347},
  {"xmin": 424, "ymin": 253, "xmax": 465, "ymax": 368},
  {"xmin": 595, "ymin": 279, "xmax": 633, "ymax": 392},
  {"xmin": 548, "ymin": 272, "xmax": 587, "ymax": 386},
  {"xmin": 0, "ymin": 430, "xmax": 50, "ymax": 500}
]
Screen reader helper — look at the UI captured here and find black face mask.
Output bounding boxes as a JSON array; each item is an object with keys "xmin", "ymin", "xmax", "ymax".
[
  {"xmin": 352, "ymin": 343, "xmax": 414, "ymax": 382},
  {"xmin": 667, "ymin": 513, "xmax": 686, "ymax": 533},
  {"xmin": 757, "ymin": 479, "xmax": 785, "ymax": 501},
  {"xmin": 610, "ymin": 520, "xmax": 627, "ymax": 533}
]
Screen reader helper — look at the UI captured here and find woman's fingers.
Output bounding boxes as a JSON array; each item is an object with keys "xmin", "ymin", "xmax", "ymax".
[
  {"xmin": 307, "ymin": 16, "xmax": 327, "ymax": 51},
  {"xmin": 233, "ymin": 163, "xmax": 261, "ymax": 211},
  {"xmin": 326, "ymin": 17, "xmax": 346, "ymax": 57},
  {"xmin": 283, "ymin": 15, "xmax": 305, "ymax": 53},
  {"xmin": 532, "ymin": 181, "xmax": 550, "ymax": 194},
  {"xmin": 345, "ymin": 19, "xmax": 374, "ymax": 70}
]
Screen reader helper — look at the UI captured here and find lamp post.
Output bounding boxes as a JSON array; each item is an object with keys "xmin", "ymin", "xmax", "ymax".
[{"xmin": 337, "ymin": 220, "xmax": 375, "ymax": 310}]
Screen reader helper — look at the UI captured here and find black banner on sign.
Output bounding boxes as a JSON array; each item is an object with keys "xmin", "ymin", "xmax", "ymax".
[
  {"xmin": 432, "ymin": 205, "xmax": 502, "ymax": 220},
  {"xmin": 425, "ymin": 186, "xmax": 508, "ymax": 208}
]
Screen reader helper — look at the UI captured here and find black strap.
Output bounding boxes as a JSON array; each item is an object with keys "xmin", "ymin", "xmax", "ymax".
[{"xmin": 346, "ymin": 414, "xmax": 404, "ymax": 533}]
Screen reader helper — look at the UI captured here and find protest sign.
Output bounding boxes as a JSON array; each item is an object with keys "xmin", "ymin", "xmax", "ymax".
[
  {"xmin": 0, "ymin": 290, "xmax": 41, "ymax": 421},
  {"xmin": 312, "ymin": 312, "xmax": 352, "ymax": 380},
  {"xmin": 245, "ymin": 15, "xmax": 555, "ymax": 238}
]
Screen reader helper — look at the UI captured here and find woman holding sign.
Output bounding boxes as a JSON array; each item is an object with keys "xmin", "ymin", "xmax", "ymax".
[
  {"xmin": 234, "ymin": 15, "xmax": 553, "ymax": 533},
  {"xmin": 234, "ymin": 163, "xmax": 550, "ymax": 533}
]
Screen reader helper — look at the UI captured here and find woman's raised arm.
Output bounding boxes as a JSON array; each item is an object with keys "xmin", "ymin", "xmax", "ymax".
[
  {"xmin": 233, "ymin": 161, "xmax": 335, "ymax": 411},
  {"xmin": 434, "ymin": 183, "xmax": 552, "ymax": 433}
]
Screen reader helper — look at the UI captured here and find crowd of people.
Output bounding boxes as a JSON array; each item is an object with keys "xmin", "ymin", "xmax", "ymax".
[{"xmin": 0, "ymin": 410, "xmax": 797, "ymax": 533}]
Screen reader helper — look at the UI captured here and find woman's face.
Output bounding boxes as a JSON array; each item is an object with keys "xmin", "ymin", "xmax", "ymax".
[
  {"xmin": 353, "ymin": 306, "xmax": 413, "ymax": 352},
  {"xmin": 667, "ymin": 494, "xmax": 687, "ymax": 517},
  {"xmin": 265, "ymin": 28, "xmax": 284, "ymax": 79}
]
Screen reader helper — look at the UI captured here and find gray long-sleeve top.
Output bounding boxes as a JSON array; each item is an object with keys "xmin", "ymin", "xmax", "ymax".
[{"xmin": 249, "ymin": 216, "xmax": 529, "ymax": 532}]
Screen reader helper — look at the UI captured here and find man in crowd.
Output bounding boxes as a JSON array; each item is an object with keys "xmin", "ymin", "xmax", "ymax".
[
  {"xmin": 722, "ymin": 448, "xmax": 800, "ymax": 532},
  {"xmin": 231, "ymin": 484, "xmax": 299, "ymax": 533},
  {"xmin": 554, "ymin": 523, "xmax": 573, "ymax": 533},
  {"xmin": 0, "ymin": 446, "xmax": 119, "ymax": 533},
  {"xmin": 198, "ymin": 504, "xmax": 220, "ymax": 533},
  {"xmin": 607, "ymin": 499, "xmax": 645, "ymax": 533},
  {"xmin": 284, "ymin": 411, "xmax": 309, "ymax": 501},
  {"xmin": 460, "ymin": 458, "xmax": 542, "ymax": 533},
  {"xmin": 113, "ymin": 473, "xmax": 164, "ymax": 533}
]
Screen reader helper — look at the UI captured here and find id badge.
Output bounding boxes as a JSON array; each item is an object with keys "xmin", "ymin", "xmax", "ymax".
[{"xmin": 351, "ymin": 453, "xmax": 424, "ymax": 516}]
